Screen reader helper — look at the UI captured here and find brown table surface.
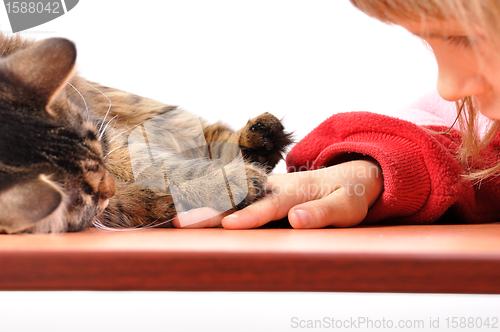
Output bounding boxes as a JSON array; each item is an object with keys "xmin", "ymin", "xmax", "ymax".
[{"xmin": 0, "ymin": 223, "xmax": 499, "ymax": 293}]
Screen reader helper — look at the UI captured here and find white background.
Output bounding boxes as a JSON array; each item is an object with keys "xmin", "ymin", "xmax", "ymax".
[{"xmin": 2, "ymin": 1, "xmax": 498, "ymax": 331}]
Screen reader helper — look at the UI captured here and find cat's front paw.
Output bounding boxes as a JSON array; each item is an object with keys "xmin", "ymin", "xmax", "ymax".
[{"xmin": 239, "ymin": 112, "xmax": 293, "ymax": 171}]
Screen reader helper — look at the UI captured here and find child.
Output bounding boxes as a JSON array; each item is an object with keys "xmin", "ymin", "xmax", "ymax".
[{"xmin": 177, "ymin": 0, "xmax": 500, "ymax": 229}]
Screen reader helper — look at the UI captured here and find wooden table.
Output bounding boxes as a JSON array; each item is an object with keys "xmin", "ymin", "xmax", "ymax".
[{"xmin": 0, "ymin": 223, "xmax": 499, "ymax": 293}]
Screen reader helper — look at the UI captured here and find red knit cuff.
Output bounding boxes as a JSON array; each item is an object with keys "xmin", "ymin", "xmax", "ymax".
[{"xmin": 309, "ymin": 132, "xmax": 432, "ymax": 224}]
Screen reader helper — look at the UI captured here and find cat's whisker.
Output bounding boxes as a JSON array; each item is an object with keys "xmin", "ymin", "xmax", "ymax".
[
  {"xmin": 103, "ymin": 121, "xmax": 146, "ymax": 148},
  {"xmin": 99, "ymin": 114, "xmax": 118, "ymax": 142},
  {"xmin": 84, "ymin": 81, "xmax": 113, "ymax": 140},
  {"xmin": 92, "ymin": 218, "xmax": 110, "ymax": 230},
  {"xmin": 99, "ymin": 161, "xmax": 122, "ymax": 168},
  {"xmin": 92, "ymin": 218, "xmax": 130, "ymax": 231},
  {"xmin": 128, "ymin": 218, "xmax": 175, "ymax": 230},
  {"xmin": 68, "ymin": 82, "xmax": 90, "ymax": 119},
  {"xmin": 103, "ymin": 145, "xmax": 122, "ymax": 161},
  {"xmin": 93, "ymin": 217, "xmax": 175, "ymax": 231}
]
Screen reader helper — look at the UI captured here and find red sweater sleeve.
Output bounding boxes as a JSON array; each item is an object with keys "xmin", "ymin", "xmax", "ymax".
[{"xmin": 285, "ymin": 111, "xmax": 500, "ymax": 224}]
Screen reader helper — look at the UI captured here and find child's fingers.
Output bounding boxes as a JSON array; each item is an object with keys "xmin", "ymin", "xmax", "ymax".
[
  {"xmin": 222, "ymin": 173, "xmax": 311, "ymax": 229},
  {"xmin": 222, "ymin": 193, "xmax": 285, "ymax": 229},
  {"xmin": 288, "ymin": 189, "xmax": 368, "ymax": 229},
  {"xmin": 171, "ymin": 207, "xmax": 227, "ymax": 228},
  {"xmin": 223, "ymin": 172, "xmax": 329, "ymax": 229}
]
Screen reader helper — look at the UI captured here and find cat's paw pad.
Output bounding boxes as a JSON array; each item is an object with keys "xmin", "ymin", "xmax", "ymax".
[{"xmin": 239, "ymin": 112, "xmax": 293, "ymax": 171}]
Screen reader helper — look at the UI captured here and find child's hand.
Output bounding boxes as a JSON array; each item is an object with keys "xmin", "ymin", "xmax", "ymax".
[{"xmin": 222, "ymin": 159, "xmax": 384, "ymax": 229}]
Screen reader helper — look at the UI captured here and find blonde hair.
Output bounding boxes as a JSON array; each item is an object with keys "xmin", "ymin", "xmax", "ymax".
[{"xmin": 350, "ymin": 0, "xmax": 500, "ymax": 182}]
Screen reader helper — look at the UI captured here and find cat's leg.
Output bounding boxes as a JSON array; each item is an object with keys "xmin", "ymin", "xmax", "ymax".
[
  {"xmin": 102, "ymin": 113, "xmax": 269, "ymax": 228},
  {"xmin": 102, "ymin": 156, "xmax": 266, "ymax": 228}
]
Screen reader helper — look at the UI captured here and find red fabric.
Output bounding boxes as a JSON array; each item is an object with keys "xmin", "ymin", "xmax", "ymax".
[{"xmin": 286, "ymin": 111, "xmax": 500, "ymax": 224}]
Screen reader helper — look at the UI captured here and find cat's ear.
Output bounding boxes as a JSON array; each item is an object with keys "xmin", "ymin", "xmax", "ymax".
[
  {"xmin": 0, "ymin": 176, "xmax": 62, "ymax": 234},
  {"xmin": 0, "ymin": 38, "xmax": 76, "ymax": 113}
]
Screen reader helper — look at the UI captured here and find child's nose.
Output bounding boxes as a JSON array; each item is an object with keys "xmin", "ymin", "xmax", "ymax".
[{"xmin": 436, "ymin": 60, "xmax": 489, "ymax": 102}]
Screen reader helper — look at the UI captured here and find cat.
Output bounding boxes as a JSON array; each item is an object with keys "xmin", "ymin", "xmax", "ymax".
[{"xmin": 0, "ymin": 34, "xmax": 293, "ymax": 234}]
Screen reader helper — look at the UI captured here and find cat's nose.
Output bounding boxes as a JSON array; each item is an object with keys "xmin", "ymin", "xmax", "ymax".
[{"xmin": 98, "ymin": 172, "xmax": 116, "ymax": 200}]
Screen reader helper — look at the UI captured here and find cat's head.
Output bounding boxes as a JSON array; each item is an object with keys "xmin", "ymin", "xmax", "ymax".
[{"xmin": 0, "ymin": 37, "xmax": 115, "ymax": 233}]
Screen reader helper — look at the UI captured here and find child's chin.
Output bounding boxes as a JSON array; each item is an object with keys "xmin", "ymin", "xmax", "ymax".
[{"xmin": 474, "ymin": 96, "xmax": 500, "ymax": 120}]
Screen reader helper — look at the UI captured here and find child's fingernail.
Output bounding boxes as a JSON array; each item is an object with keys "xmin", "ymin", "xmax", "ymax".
[
  {"xmin": 176, "ymin": 211, "xmax": 196, "ymax": 227},
  {"xmin": 293, "ymin": 209, "xmax": 311, "ymax": 227},
  {"xmin": 223, "ymin": 214, "xmax": 239, "ymax": 223}
]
